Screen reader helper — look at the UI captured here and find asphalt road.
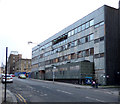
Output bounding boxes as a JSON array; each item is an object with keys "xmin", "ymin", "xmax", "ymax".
[{"xmin": 6, "ymin": 77, "xmax": 119, "ymax": 103}]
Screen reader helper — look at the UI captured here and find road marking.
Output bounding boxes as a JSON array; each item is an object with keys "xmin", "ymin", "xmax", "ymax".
[
  {"xmin": 42, "ymin": 86, "xmax": 49, "ymax": 89},
  {"xmin": 16, "ymin": 94, "xmax": 23, "ymax": 102},
  {"xmin": 40, "ymin": 93, "xmax": 48, "ymax": 96},
  {"xmin": 85, "ymin": 96, "xmax": 104, "ymax": 102},
  {"xmin": 57, "ymin": 89, "xmax": 72, "ymax": 95},
  {"xmin": 18, "ymin": 94, "xmax": 27, "ymax": 104}
]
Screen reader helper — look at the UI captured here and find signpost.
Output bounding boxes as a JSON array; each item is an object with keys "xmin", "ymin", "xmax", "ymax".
[{"xmin": 4, "ymin": 47, "xmax": 8, "ymax": 102}]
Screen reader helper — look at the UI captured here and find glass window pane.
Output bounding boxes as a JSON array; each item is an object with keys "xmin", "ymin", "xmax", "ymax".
[
  {"xmin": 68, "ymin": 31, "xmax": 71, "ymax": 37},
  {"xmin": 82, "ymin": 24, "xmax": 85, "ymax": 30},
  {"xmin": 100, "ymin": 21, "xmax": 104, "ymax": 26},
  {"xmin": 90, "ymin": 48, "xmax": 94, "ymax": 55},
  {"xmin": 89, "ymin": 34, "xmax": 94, "ymax": 41},
  {"xmin": 94, "ymin": 39, "xmax": 99, "ymax": 43},
  {"xmin": 90, "ymin": 19, "xmax": 94, "ymax": 26},
  {"xmin": 71, "ymin": 30, "xmax": 74, "ymax": 35},
  {"xmin": 80, "ymin": 37, "xmax": 85, "ymax": 44},
  {"xmin": 74, "ymin": 40, "xmax": 78, "ymax": 46},
  {"xmin": 75, "ymin": 28, "xmax": 78, "ymax": 34},
  {"xmin": 95, "ymin": 24, "xmax": 99, "ymax": 28},
  {"xmin": 86, "ymin": 36, "xmax": 89, "ymax": 42},
  {"xmin": 86, "ymin": 22, "xmax": 89, "ymax": 29},
  {"xmin": 78, "ymin": 26, "xmax": 81, "ymax": 32}
]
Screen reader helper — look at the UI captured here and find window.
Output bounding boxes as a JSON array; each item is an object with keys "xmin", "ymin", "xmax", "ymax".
[
  {"xmin": 85, "ymin": 36, "xmax": 90, "ymax": 42},
  {"xmin": 68, "ymin": 31, "xmax": 71, "ymax": 37},
  {"xmin": 100, "ymin": 37, "xmax": 104, "ymax": 41},
  {"xmin": 86, "ymin": 22, "xmax": 89, "ymax": 29},
  {"xmin": 75, "ymin": 28, "xmax": 78, "ymax": 34},
  {"xmin": 71, "ymin": 41, "xmax": 75, "ymax": 47},
  {"xmin": 68, "ymin": 43, "xmax": 71, "ymax": 48},
  {"xmin": 100, "ymin": 53, "xmax": 104, "ymax": 57},
  {"xmin": 85, "ymin": 49, "xmax": 89, "ymax": 56},
  {"xmin": 94, "ymin": 39, "xmax": 99, "ymax": 43},
  {"xmin": 90, "ymin": 19, "xmax": 94, "ymax": 26},
  {"xmin": 82, "ymin": 24, "xmax": 85, "ymax": 30},
  {"xmin": 65, "ymin": 44, "xmax": 68, "ymax": 49},
  {"xmin": 95, "ymin": 24, "xmax": 99, "ymax": 28},
  {"xmin": 100, "ymin": 21, "xmax": 104, "ymax": 26},
  {"xmin": 64, "ymin": 55, "xmax": 68, "ymax": 61},
  {"xmin": 78, "ymin": 51, "xmax": 83, "ymax": 58},
  {"xmin": 71, "ymin": 30, "xmax": 74, "ymax": 35},
  {"xmin": 71, "ymin": 53, "xmax": 76, "ymax": 59},
  {"xmin": 62, "ymin": 45, "xmax": 66, "ymax": 51},
  {"xmin": 82, "ymin": 51, "xmax": 86, "ymax": 57},
  {"xmin": 95, "ymin": 21, "xmax": 104, "ymax": 28},
  {"xmin": 90, "ymin": 48, "xmax": 94, "ymax": 55},
  {"xmin": 68, "ymin": 54, "xmax": 71, "ymax": 60},
  {"xmin": 94, "ymin": 54, "xmax": 100, "ymax": 58},
  {"xmin": 89, "ymin": 34, "xmax": 94, "ymax": 41},
  {"xmin": 74, "ymin": 40, "xmax": 78, "ymax": 46},
  {"xmin": 78, "ymin": 26, "xmax": 81, "ymax": 32},
  {"xmin": 80, "ymin": 37, "xmax": 85, "ymax": 44}
]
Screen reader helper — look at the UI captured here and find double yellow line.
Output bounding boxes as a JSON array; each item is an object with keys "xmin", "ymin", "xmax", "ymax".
[{"xmin": 16, "ymin": 93, "xmax": 27, "ymax": 104}]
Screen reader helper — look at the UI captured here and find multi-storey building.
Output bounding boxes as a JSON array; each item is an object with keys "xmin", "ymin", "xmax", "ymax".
[
  {"xmin": 15, "ymin": 58, "xmax": 31, "ymax": 73},
  {"xmin": 32, "ymin": 5, "xmax": 120, "ymax": 85},
  {"xmin": 7, "ymin": 51, "xmax": 22, "ymax": 74}
]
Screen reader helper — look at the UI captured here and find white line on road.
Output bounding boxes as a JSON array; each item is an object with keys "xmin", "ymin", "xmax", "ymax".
[
  {"xmin": 42, "ymin": 86, "xmax": 49, "ymax": 89},
  {"xmin": 57, "ymin": 89, "xmax": 72, "ymax": 95},
  {"xmin": 85, "ymin": 96, "xmax": 104, "ymax": 102}
]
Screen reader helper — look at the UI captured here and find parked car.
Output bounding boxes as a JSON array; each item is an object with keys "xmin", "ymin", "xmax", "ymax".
[
  {"xmin": 10, "ymin": 74, "xmax": 15, "ymax": 77},
  {"xmin": 1, "ymin": 75, "xmax": 13, "ymax": 83},
  {"xmin": 18, "ymin": 74, "xmax": 26, "ymax": 79}
]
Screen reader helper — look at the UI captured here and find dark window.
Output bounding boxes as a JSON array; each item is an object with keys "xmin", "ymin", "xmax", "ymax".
[
  {"xmin": 100, "ymin": 37, "xmax": 104, "ymax": 41},
  {"xmin": 94, "ymin": 39, "xmax": 99, "ymax": 43},
  {"xmin": 85, "ymin": 36, "xmax": 90, "ymax": 42},
  {"xmin": 68, "ymin": 43, "xmax": 71, "ymax": 48},
  {"xmin": 100, "ymin": 53, "xmax": 104, "ymax": 57},
  {"xmin": 71, "ymin": 53, "xmax": 76, "ymax": 59},
  {"xmin": 85, "ymin": 49, "xmax": 89, "ymax": 56},
  {"xmin": 59, "ymin": 57, "xmax": 63, "ymax": 62},
  {"xmin": 64, "ymin": 55, "xmax": 68, "ymax": 61},
  {"xmin": 90, "ymin": 48, "xmax": 94, "ymax": 55},
  {"xmin": 94, "ymin": 54, "xmax": 100, "ymax": 58}
]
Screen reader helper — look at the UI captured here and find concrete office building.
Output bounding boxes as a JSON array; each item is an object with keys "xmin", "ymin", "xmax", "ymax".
[{"xmin": 32, "ymin": 4, "xmax": 120, "ymax": 85}]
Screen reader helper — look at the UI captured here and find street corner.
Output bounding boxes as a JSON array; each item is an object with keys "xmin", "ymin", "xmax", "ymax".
[
  {"xmin": 2, "ymin": 89, "xmax": 17, "ymax": 103},
  {"xmin": 6, "ymin": 90, "xmax": 17, "ymax": 102}
]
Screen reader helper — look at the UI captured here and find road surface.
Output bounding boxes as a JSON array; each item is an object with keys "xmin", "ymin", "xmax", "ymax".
[{"xmin": 6, "ymin": 77, "xmax": 119, "ymax": 103}]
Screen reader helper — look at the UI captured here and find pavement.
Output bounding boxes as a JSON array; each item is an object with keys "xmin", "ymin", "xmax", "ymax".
[
  {"xmin": 0, "ymin": 80, "xmax": 17, "ymax": 103},
  {"xmin": 0, "ymin": 77, "xmax": 120, "ymax": 103}
]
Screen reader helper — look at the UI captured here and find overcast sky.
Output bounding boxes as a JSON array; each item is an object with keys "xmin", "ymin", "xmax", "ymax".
[{"xmin": 0, "ymin": 0, "xmax": 119, "ymax": 66}]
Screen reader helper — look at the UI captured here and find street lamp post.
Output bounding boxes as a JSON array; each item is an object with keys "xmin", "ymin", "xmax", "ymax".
[
  {"xmin": 52, "ymin": 66, "xmax": 56, "ymax": 83},
  {"xmin": 28, "ymin": 41, "xmax": 40, "ymax": 79}
]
